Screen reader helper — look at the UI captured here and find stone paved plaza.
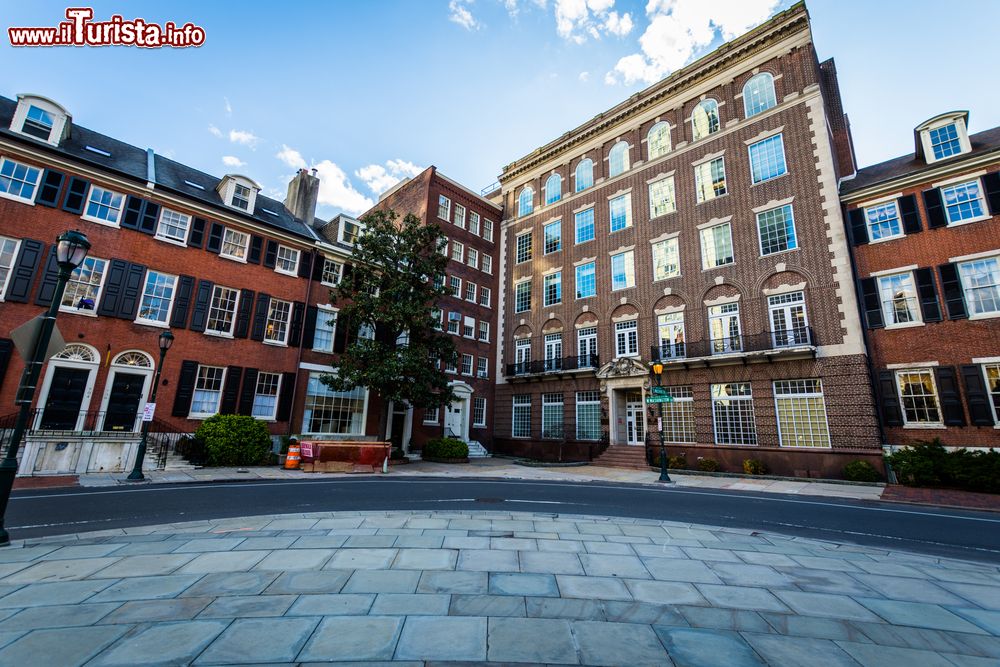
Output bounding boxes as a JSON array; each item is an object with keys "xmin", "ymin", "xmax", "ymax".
[{"xmin": 0, "ymin": 510, "xmax": 998, "ymax": 665}]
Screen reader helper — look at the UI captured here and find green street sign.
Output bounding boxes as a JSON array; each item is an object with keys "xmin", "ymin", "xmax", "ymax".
[
  {"xmin": 645, "ymin": 396, "xmax": 674, "ymax": 404},
  {"xmin": 650, "ymin": 386, "xmax": 668, "ymax": 396}
]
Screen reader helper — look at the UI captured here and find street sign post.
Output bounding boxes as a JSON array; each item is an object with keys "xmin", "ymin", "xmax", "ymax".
[{"xmin": 650, "ymin": 386, "xmax": 668, "ymax": 396}]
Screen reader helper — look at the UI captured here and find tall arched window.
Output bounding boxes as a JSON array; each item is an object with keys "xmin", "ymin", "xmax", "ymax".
[
  {"xmin": 517, "ymin": 186, "xmax": 534, "ymax": 217},
  {"xmin": 608, "ymin": 142, "xmax": 629, "ymax": 177},
  {"xmin": 575, "ymin": 159, "xmax": 593, "ymax": 192},
  {"xmin": 544, "ymin": 174, "xmax": 562, "ymax": 205},
  {"xmin": 647, "ymin": 122, "xmax": 671, "ymax": 160},
  {"xmin": 743, "ymin": 73, "xmax": 776, "ymax": 118},
  {"xmin": 692, "ymin": 99, "xmax": 720, "ymax": 141}
]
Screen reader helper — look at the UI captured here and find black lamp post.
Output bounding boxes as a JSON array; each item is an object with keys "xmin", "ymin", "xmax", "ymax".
[
  {"xmin": 651, "ymin": 361, "xmax": 672, "ymax": 483},
  {"xmin": 0, "ymin": 230, "xmax": 90, "ymax": 546},
  {"xmin": 126, "ymin": 330, "xmax": 174, "ymax": 481}
]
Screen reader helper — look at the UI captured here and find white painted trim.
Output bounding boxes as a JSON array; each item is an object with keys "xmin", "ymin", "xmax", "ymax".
[
  {"xmin": 752, "ymin": 196, "xmax": 795, "ymax": 213},
  {"xmin": 948, "ymin": 249, "xmax": 1000, "ymax": 264},
  {"xmin": 743, "ymin": 125, "xmax": 784, "ymax": 145},
  {"xmin": 696, "ymin": 216, "xmax": 733, "ymax": 230},
  {"xmin": 606, "ymin": 187, "xmax": 633, "ymax": 200},
  {"xmin": 887, "ymin": 361, "xmax": 939, "ymax": 369},
  {"xmin": 654, "ymin": 304, "xmax": 685, "ymax": 314},
  {"xmin": 649, "ymin": 230, "xmax": 680, "ymax": 244},
  {"xmin": 932, "ymin": 170, "xmax": 987, "ymax": 189},
  {"xmin": 972, "ymin": 356, "xmax": 1000, "ymax": 364},
  {"xmin": 762, "ymin": 281, "xmax": 807, "ymax": 296},
  {"xmin": 704, "ymin": 294, "xmax": 741, "ymax": 306},
  {"xmin": 884, "ymin": 321, "xmax": 924, "ymax": 331},
  {"xmin": 857, "ymin": 192, "xmax": 904, "ymax": 210},
  {"xmin": 34, "ymin": 344, "xmax": 101, "ymax": 432},
  {"xmin": 870, "ymin": 265, "xmax": 918, "ymax": 278},
  {"xmin": 646, "ymin": 170, "xmax": 675, "ymax": 184},
  {"xmin": 691, "ymin": 149, "xmax": 726, "ymax": 167}
]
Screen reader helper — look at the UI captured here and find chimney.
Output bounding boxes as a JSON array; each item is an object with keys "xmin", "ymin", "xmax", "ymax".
[{"xmin": 285, "ymin": 168, "xmax": 320, "ymax": 225}]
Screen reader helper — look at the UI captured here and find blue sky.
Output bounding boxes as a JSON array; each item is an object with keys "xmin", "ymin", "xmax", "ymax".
[{"xmin": 2, "ymin": 1, "xmax": 998, "ymax": 218}]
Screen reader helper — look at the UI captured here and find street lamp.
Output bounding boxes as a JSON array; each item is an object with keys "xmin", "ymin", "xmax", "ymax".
[
  {"xmin": 0, "ymin": 230, "xmax": 91, "ymax": 546},
  {"xmin": 127, "ymin": 330, "xmax": 174, "ymax": 481},
  {"xmin": 651, "ymin": 361, "xmax": 672, "ymax": 483}
]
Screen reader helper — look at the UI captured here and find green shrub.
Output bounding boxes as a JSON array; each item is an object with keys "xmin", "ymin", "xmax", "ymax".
[
  {"xmin": 843, "ymin": 460, "xmax": 881, "ymax": 483},
  {"xmin": 888, "ymin": 439, "xmax": 1000, "ymax": 493},
  {"xmin": 423, "ymin": 437, "xmax": 469, "ymax": 459},
  {"xmin": 194, "ymin": 415, "xmax": 272, "ymax": 466},
  {"xmin": 697, "ymin": 458, "xmax": 720, "ymax": 472},
  {"xmin": 667, "ymin": 454, "xmax": 687, "ymax": 469},
  {"xmin": 743, "ymin": 459, "xmax": 767, "ymax": 475}
]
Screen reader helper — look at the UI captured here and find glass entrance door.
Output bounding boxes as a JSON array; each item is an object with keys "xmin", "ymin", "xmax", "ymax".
[{"xmin": 625, "ymin": 392, "xmax": 645, "ymax": 445}]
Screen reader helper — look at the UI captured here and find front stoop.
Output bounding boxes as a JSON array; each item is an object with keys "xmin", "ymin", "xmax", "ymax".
[{"xmin": 592, "ymin": 445, "xmax": 648, "ymax": 469}]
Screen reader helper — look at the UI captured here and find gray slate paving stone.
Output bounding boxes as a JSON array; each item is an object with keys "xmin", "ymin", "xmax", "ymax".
[
  {"xmin": 90, "ymin": 574, "xmax": 201, "ymax": 602},
  {"xmin": 490, "ymin": 572, "xmax": 559, "ymax": 597},
  {"xmin": 0, "ymin": 601, "xmax": 118, "ymax": 632},
  {"xmin": 0, "ymin": 624, "xmax": 129, "ymax": 667},
  {"xmin": 285, "ymin": 593, "xmax": 374, "ymax": 616},
  {"xmin": 677, "ymin": 605, "xmax": 772, "ymax": 633},
  {"xmin": 264, "ymin": 569, "xmax": 351, "ymax": 594},
  {"xmin": 298, "ymin": 616, "xmax": 404, "ymax": 662},
  {"xmin": 90, "ymin": 553, "xmax": 196, "ymax": 578},
  {"xmin": 760, "ymin": 612, "xmax": 871, "ymax": 642},
  {"xmin": 181, "ymin": 571, "xmax": 279, "ymax": 597},
  {"xmin": 950, "ymin": 607, "xmax": 1000, "ymax": 636},
  {"xmin": 641, "ymin": 557, "xmax": 723, "ymax": 584},
  {"xmin": 392, "ymin": 548, "xmax": 458, "ymax": 570},
  {"xmin": 457, "ymin": 548, "xmax": 519, "ymax": 572},
  {"xmin": 98, "ymin": 597, "xmax": 214, "ymax": 624},
  {"xmin": 856, "ymin": 597, "xmax": 989, "ymax": 634},
  {"xmin": 342, "ymin": 569, "xmax": 421, "ymax": 593},
  {"xmin": 369, "ymin": 592, "xmax": 451, "ymax": 615},
  {"xmin": 417, "ymin": 570, "xmax": 488, "ymax": 594},
  {"xmin": 198, "ymin": 594, "xmax": 296, "ymax": 618},
  {"xmin": 835, "ymin": 640, "xmax": 958, "ymax": 667},
  {"xmin": 773, "ymin": 590, "xmax": 883, "ymax": 622},
  {"xmin": 90, "ymin": 619, "xmax": 231, "ymax": 667},
  {"xmin": 526, "ymin": 596, "xmax": 606, "ymax": 621},
  {"xmin": 520, "ymin": 551, "xmax": 585, "ymax": 575},
  {"xmin": 487, "ymin": 617, "xmax": 579, "ymax": 664},
  {"xmin": 450, "ymin": 593, "xmax": 526, "ymax": 617},
  {"xmin": 196, "ymin": 616, "xmax": 319, "ymax": 664},
  {"xmin": 939, "ymin": 582, "xmax": 1000, "ymax": 610},
  {"xmin": 289, "ymin": 535, "xmax": 349, "ymax": 549},
  {"xmin": 655, "ymin": 626, "xmax": 764, "ymax": 667},
  {"xmin": 602, "ymin": 600, "xmax": 689, "ymax": 626},
  {"xmin": 394, "ymin": 615, "xmax": 487, "ymax": 662},
  {"xmin": 3, "ymin": 556, "xmax": 121, "ymax": 583},
  {"xmin": 557, "ymin": 574, "xmax": 632, "ymax": 601},
  {"xmin": 176, "ymin": 549, "xmax": 270, "ymax": 574},
  {"xmin": 326, "ymin": 547, "xmax": 398, "ymax": 570},
  {"xmin": 253, "ymin": 548, "xmax": 335, "ymax": 571},
  {"xmin": 742, "ymin": 632, "xmax": 861, "ymax": 667},
  {"xmin": 574, "ymin": 620, "xmax": 672, "ymax": 666},
  {"xmin": 626, "ymin": 579, "xmax": 707, "ymax": 606},
  {"xmin": 696, "ymin": 583, "xmax": 791, "ymax": 612},
  {"xmin": 579, "ymin": 553, "xmax": 651, "ymax": 578}
]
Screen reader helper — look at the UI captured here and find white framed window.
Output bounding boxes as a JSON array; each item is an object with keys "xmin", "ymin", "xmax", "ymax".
[
  {"xmin": 743, "ymin": 73, "xmax": 777, "ymax": 118},
  {"xmin": 221, "ymin": 228, "xmax": 249, "ymax": 261},
  {"xmin": 542, "ymin": 393, "xmax": 564, "ymax": 439},
  {"xmin": 478, "ymin": 320, "xmax": 490, "ymax": 342},
  {"xmin": 515, "ymin": 280, "xmax": 531, "ymax": 313},
  {"xmin": 469, "ymin": 211, "xmax": 481, "ymax": 236},
  {"xmin": 661, "ymin": 386, "xmax": 696, "ymax": 443},
  {"xmin": 518, "ymin": 187, "xmax": 534, "ymax": 217},
  {"xmin": 700, "ymin": 223, "xmax": 734, "ymax": 268},
  {"xmin": 313, "ymin": 307, "xmax": 337, "ymax": 353},
  {"xmin": 206, "ymin": 285, "xmax": 240, "ymax": 336},
  {"xmin": 864, "ymin": 201, "xmax": 903, "ymax": 242},
  {"xmin": 958, "ymin": 256, "xmax": 1000, "ymax": 317},
  {"xmin": 461, "ymin": 353, "xmax": 474, "ymax": 376},
  {"xmin": 608, "ymin": 142, "xmax": 629, "ymax": 177},
  {"xmin": 447, "ymin": 311, "xmax": 461, "ymax": 335},
  {"xmin": 757, "ymin": 204, "xmax": 797, "ymax": 255},
  {"xmin": 657, "ymin": 312, "xmax": 685, "ymax": 360},
  {"xmin": 577, "ymin": 327, "xmax": 597, "ymax": 367},
  {"xmin": 512, "ymin": 395, "xmax": 531, "ymax": 438},
  {"xmin": 545, "ymin": 173, "xmax": 562, "ymax": 205},
  {"xmin": 0, "ymin": 236, "xmax": 22, "ymax": 300},
  {"xmin": 449, "ymin": 276, "xmax": 462, "ymax": 298},
  {"xmin": 652, "ymin": 237, "xmax": 680, "ymax": 281},
  {"xmin": 647, "ymin": 122, "xmax": 671, "ymax": 160},
  {"xmin": 544, "ymin": 220, "xmax": 562, "ymax": 254},
  {"xmin": 467, "ymin": 248, "xmax": 479, "ymax": 269},
  {"xmin": 339, "ymin": 217, "xmax": 364, "ymax": 245},
  {"xmin": 649, "ymin": 177, "xmax": 676, "ymax": 218},
  {"xmin": 576, "ymin": 391, "xmax": 601, "ymax": 440},
  {"xmin": 424, "ymin": 406, "xmax": 440, "ymax": 424},
  {"xmin": 60, "ymin": 256, "xmax": 107, "ymax": 313},
  {"xmin": 574, "ymin": 159, "xmax": 594, "ymax": 193},
  {"xmin": 543, "ymin": 272, "xmax": 562, "ymax": 306},
  {"xmin": 137, "ymin": 271, "xmax": 177, "ymax": 325},
  {"xmin": 983, "ymin": 364, "xmax": 1000, "ymax": 425},
  {"xmin": 694, "ymin": 157, "xmax": 727, "ymax": 203},
  {"xmin": 321, "ymin": 259, "xmax": 343, "ymax": 286},
  {"xmin": 692, "ymin": 99, "xmax": 720, "ymax": 140},
  {"xmin": 712, "ymin": 382, "xmax": 757, "ymax": 445},
  {"xmin": 82, "ymin": 185, "xmax": 125, "ymax": 226},
  {"xmin": 575, "ymin": 208, "xmax": 595, "ymax": 244},
  {"xmin": 191, "ymin": 365, "xmax": 226, "ymax": 418},
  {"xmin": 896, "ymin": 369, "xmax": 942, "ymax": 426},
  {"xmin": 615, "ymin": 320, "xmax": 638, "ymax": 358},
  {"xmin": 473, "ymin": 397, "xmax": 487, "ymax": 426},
  {"xmin": 275, "ymin": 245, "xmax": 300, "ymax": 275},
  {"xmin": 749, "ymin": 134, "xmax": 787, "ymax": 184},
  {"xmin": 155, "ymin": 208, "xmax": 191, "ymax": 244},
  {"xmin": 444, "ymin": 357, "xmax": 457, "ymax": 374},
  {"xmin": 768, "ymin": 291, "xmax": 810, "ymax": 347},
  {"xmin": 482, "ymin": 254, "xmax": 493, "ymax": 274},
  {"xmin": 479, "ymin": 286, "xmax": 491, "ymax": 308},
  {"xmin": 454, "ymin": 203, "xmax": 466, "ymax": 228},
  {"xmin": 774, "ymin": 379, "xmax": 831, "ymax": 448},
  {"xmin": 544, "ymin": 333, "xmax": 562, "ymax": 371},
  {"xmin": 483, "ymin": 219, "xmax": 494, "ymax": 242},
  {"xmin": 265, "ymin": 298, "xmax": 292, "ymax": 345},
  {"xmin": 451, "ymin": 241, "xmax": 464, "ymax": 263},
  {"xmin": 231, "ymin": 183, "xmax": 252, "ymax": 211},
  {"xmin": 516, "ymin": 232, "xmax": 532, "ymax": 263},
  {"xmin": 431, "ymin": 308, "xmax": 443, "ymax": 331},
  {"xmin": 576, "ymin": 262, "xmax": 596, "ymax": 299},
  {"xmin": 463, "ymin": 315, "xmax": 475, "ymax": 338},
  {"xmin": 252, "ymin": 372, "xmax": 282, "ymax": 421},
  {"xmin": 878, "ymin": 272, "xmax": 921, "ymax": 326},
  {"xmin": 609, "ymin": 193, "xmax": 632, "ymax": 232},
  {"xmin": 928, "ymin": 123, "xmax": 963, "ymax": 161},
  {"xmin": 709, "ymin": 302, "xmax": 742, "ymax": 354},
  {"xmin": 942, "ymin": 180, "xmax": 987, "ymax": 225},
  {"xmin": 438, "ymin": 195, "xmax": 451, "ymax": 221},
  {"xmin": 20, "ymin": 104, "xmax": 56, "ymax": 141},
  {"xmin": 0, "ymin": 158, "xmax": 42, "ymax": 203},
  {"xmin": 302, "ymin": 374, "xmax": 366, "ymax": 435},
  {"xmin": 611, "ymin": 250, "xmax": 635, "ymax": 291},
  {"xmin": 464, "ymin": 281, "xmax": 476, "ymax": 302}
]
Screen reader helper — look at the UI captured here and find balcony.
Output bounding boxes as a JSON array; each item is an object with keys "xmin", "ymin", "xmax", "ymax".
[
  {"xmin": 506, "ymin": 354, "xmax": 600, "ymax": 379},
  {"xmin": 650, "ymin": 327, "xmax": 816, "ymax": 367}
]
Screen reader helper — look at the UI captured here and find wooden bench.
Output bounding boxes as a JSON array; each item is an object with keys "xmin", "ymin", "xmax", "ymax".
[{"xmin": 298, "ymin": 440, "xmax": 390, "ymax": 473}]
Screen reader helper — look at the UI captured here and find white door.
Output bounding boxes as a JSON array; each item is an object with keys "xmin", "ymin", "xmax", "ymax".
[
  {"xmin": 577, "ymin": 327, "xmax": 597, "ymax": 368},
  {"xmin": 544, "ymin": 333, "xmax": 562, "ymax": 371},
  {"xmin": 625, "ymin": 399, "xmax": 645, "ymax": 445},
  {"xmin": 445, "ymin": 401, "xmax": 465, "ymax": 439}
]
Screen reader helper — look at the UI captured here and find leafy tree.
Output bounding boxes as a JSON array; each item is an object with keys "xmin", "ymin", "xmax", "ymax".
[{"xmin": 321, "ymin": 209, "xmax": 457, "ymax": 432}]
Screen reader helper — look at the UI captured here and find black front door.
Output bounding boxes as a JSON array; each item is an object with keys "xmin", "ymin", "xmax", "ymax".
[
  {"xmin": 103, "ymin": 372, "xmax": 146, "ymax": 431},
  {"xmin": 39, "ymin": 367, "xmax": 90, "ymax": 430}
]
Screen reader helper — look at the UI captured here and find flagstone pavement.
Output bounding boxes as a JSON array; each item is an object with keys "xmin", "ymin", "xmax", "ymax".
[{"xmin": 0, "ymin": 510, "xmax": 998, "ymax": 666}]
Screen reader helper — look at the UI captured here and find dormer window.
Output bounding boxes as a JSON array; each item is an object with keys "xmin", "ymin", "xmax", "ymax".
[
  {"xmin": 232, "ymin": 183, "xmax": 252, "ymax": 211},
  {"xmin": 915, "ymin": 112, "xmax": 972, "ymax": 164},
  {"xmin": 22, "ymin": 105, "xmax": 54, "ymax": 140},
  {"xmin": 338, "ymin": 216, "xmax": 364, "ymax": 246},
  {"xmin": 217, "ymin": 174, "xmax": 260, "ymax": 214},
  {"xmin": 928, "ymin": 124, "xmax": 962, "ymax": 160},
  {"xmin": 10, "ymin": 94, "xmax": 71, "ymax": 146}
]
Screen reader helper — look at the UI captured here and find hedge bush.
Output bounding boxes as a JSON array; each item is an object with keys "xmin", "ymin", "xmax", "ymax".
[
  {"xmin": 194, "ymin": 415, "xmax": 272, "ymax": 466},
  {"xmin": 743, "ymin": 459, "xmax": 767, "ymax": 475},
  {"xmin": 667, "ymin": 454, "xmax": 687, "ymax": 469},
  {"xmin": 843, "ymin": 460, "xmax": 881, "ymax": 483},
  {"xmin": 423, "ymin": 437, "xmax": 469, "ymax": 459},
  {"xmin": 697, "ymin": 458, "xmax": 720, "ymax": 472},
  {"xmin": 887, "ymin": 439, "xmax": 1000, "ymax": 494}
]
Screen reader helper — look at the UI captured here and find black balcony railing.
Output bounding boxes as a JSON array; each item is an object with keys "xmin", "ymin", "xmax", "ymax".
[
  {"xmin": 506, "ymin": 354, "xmax": 600, "ymax": 378},
  {"xmin": 651, "ymin": 327, "xmax": 814, "ymax": 362}
]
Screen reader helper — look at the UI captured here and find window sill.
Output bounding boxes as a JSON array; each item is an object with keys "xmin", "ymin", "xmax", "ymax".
[
  {"xmin": 946, "ymin": 215, "xmax": 991, "ymax": 228},
  {"xmin": 275, "ymin": 268, "xmax": 298, "ymax": 277},
  {"xmin": 868, "ymin": 234, "xmax": 905, "ymax": 245},
  {"xmin": 187, "ymin": 413, "xmax": 218, "ymax": 421},
  {"xmin": 611, "ymin": 286, "xmax": 636, "ymax": 293},
  {"xmin": 135, "ymin": 319, "xmax": 170, "ymax": 329},
  {"xmin": 80, "ymin": 215, "xmax": 121, "ymax": 228},
  {"xmin": 220, "ymin": 254, "xmax": 248, "ymax": 264},
  {"xmin": 968, "ymin": 311, "xmax": 1000, "ymax": 321},
  {"xmin": 422, "ymin": 421, "xmax": 439, "ymax": 426},
  {"xmin": 751, "ymin": 172, "xmax": 789, "ymax": 188},
  {"xmin": 649, "ymin": 210, "xmax": 677, "ymax": 221},
  {"xmin": 204, "ymin": 331, "xmax": 235, "ymax": 339},
  {"xmin": 701, "ymin": 262, "xmax": 735, "ymax": 272},
  {"xmin": 59, "ymin": 307, "xmax": 98, "ymax": 318},
  {"xmin": 0, "ymin": 191, "xmax": 36, "ymax": 206},
  {"xmin": 262, "ymin": 340, "xmax": 288, "ymax": 347},
  {"xmin": 884, "ymin": 321, "xmax": 924, "ymax": 330},
  {"xmin": 696, "ymin": 193, "xmax": 729, "ymax": 206},
  {"xmin": 759, "ymin": 247, "xmax": 799, "ymax": 259},
  {"xmin": 609, "ymin": 226, "xmax": 633, "ymax": 235},
  {"xmin": 902, "ymin": 423, "xmax": 947, "ymax": 430},
  {"xmin": 652, "ymin": 275, "xmax": 681, "ymax": 283},
  {"xmin": 311, "ymin": 348, "xmax": 334, "ymax": 355},
  {"xmin": 154, "ymin": 235, "xmax": 188, "ymax": 248}
]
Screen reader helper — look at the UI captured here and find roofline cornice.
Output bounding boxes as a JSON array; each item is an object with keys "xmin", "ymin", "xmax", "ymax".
[{"xmin": 840, "ymin": 149, "xmax": 1000, "ymax": 203}]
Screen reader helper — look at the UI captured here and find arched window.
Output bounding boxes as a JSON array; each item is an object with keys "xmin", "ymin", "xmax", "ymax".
[
  {"xmin": 544, "ymin": 174, "xmax": 562, "ymax": 205},
  {"xmin": 53, "ymin": 343, "xmax": 98, "ymax": 363},
  {"xmin": 608, "ymin": 142, "xmax": 629, "ymax": 177},
  {"xmin": 647, "ymin": 122, "xmax": 671, "ymax": 160},
  {"xmin": 517, "ymin": 186, "xmax": 534, "ymax": 217},
  {"xmin": 112, "ymin": 351, "xmax": 153, "ymax": 368},
  {"xmin": 743, "ymin": 73, "xmax": 776, "ymax": 118},
  {"xmin": 692, "ymin": 99, "xmax": 720, "ymax": 141},
  {"xmin": 575, "ymin": 159, "xmax": 594, "ymax": 192}
]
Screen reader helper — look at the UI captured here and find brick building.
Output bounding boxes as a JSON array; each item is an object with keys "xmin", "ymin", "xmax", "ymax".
[
  {"xmin": 490, "ymin": 3, "xmax": 883, "ymax": 476},
  {"xmin": 841, "ymin": 112, "xmax": 1000, "ymax": 448}
]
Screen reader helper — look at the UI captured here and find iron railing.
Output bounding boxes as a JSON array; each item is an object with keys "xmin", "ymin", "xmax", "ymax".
[
  {"xmin": 651, "ymin": 327, "xmax": 814, "ymax": 362},
  {"xmin": 506, "ymin": 354, "xmax": 600, "ymax": 378}
]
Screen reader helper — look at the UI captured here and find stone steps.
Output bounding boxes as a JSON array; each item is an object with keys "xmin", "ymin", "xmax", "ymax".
[
  {"xmin": 466, "ymin": 440, "xmax": 490, "ymax": 458},
  {"xmin": 592, "ymin": 446, "xmax": 649, "ymax": 470}
]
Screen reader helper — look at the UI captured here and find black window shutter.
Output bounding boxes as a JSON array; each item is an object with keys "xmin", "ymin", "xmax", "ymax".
[
  {"xmin": 913, "ymin": 267, "xmax": 941, "ymax": 323},
  {"xmin": 312, "ymin": 255, "xmax": 326, "ymax": 281},
  {"xmin": 859, "ymin": 278, "xmax": 884, "ymax": 329},
  {"xmin": 263, "ymin": 241, "xmax": 278, "ymax": 268},
  {"xmin": 188, "ymin": 217, "xmax": 206, "ymax": 248},
  {"xmin": 276, "ymin": 372, "xmax": 296, "ymax": 422},
  {"xmin": 332, "ymin": 313, "xmax": 348, "ymax": 353},
  {"xmin": 938, "ymin": 263, "xmax": 967, "ymax": 320},
  {"xmin": 138, "ymin": 201, "xmax": 159, "ymax": 235},
  {"xmin": 36, "ymin": 169, "xmax": 65, "ymax": 207},
  {"xmin": 206, "ymin": 223, "xmax": 224, "ymax": 253},
  {"xmin": 248, "ymin": 235, "xmax": 263, "ymax": 264},
  {"xmin": 0, "ymin": 339, "xmax": 13, "ymax": 394},
  {"xmin": 922, "ymin": 188, "xmax": 947, "ymax": 228},
  {"xmin": 962, "ymin": 365, "xmax": 996, "ymax": 426},
  {"xmin": 297, "ymin": 251, "xmax": 312, "ymax": 279},
  {"xmin": 877, "ymin": 370, "xmax": 903, "ymax": 427},
  {"xmin": 288, "ymin": 302, "xmax": 305, "ymax": 347},
  {"xmin": 302, "ymin": 306, "xmax": 318, "ymax": 350},
  {"xmin": 250, "ymin": 293, "xmax": 271, "ymax": 341},
  {"xmin": 847, "ymin": 208, "xmax": 868, "ymax": 246},
  {"xmin": 235, "ymin": 289, "xmax": 255, "ymax": 338},
  {"xmin": 61, "ymin": 176, "xmax": 90, "ymax": 214},
  {"xmin": 117, "ymin": 263, "xmax": 147, "ymax": 320},
  {"xmin": 220, "ymin": 366, "xmax": 243, "ymax": 414},
  {"xmin": 898, "ymin": 194, "xmax": 922, "ymax": 234},
  {"xmin": 97, "ymin": 259, "xmax": 128, "ymax": 316},
  {"xmin": 4, "ymin": 239, "xmax": 44, "ymax": 303},
  {"xmin": 935, "ymin": 366, "xmax": 966, "ymax": 426},
  {"xmin": 238, "ymin": 368, "xmax": 259, "ymax": 416},
  {"xmin": 982, "ymin": 171, "xmax": 1000, "ymax": 215},
  {"xmin": 169, "ymin": 275, "xmax": 195, "ymax": 329},
  {"xmin": 189, "ymin": 279, "xmax": 214, "ymax": 333},
  {"xmin": 172, "ymin": 360, "xmax": 199, "ymax": 417},
  {"xmin": 121, "ymin": 196, "xmax": 144, "ymax": 230},
  {"xmin": 33, "ymin": 248, "xmax": 59, "ymax": 306}
]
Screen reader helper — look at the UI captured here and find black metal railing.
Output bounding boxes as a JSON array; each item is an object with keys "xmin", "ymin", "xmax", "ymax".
[
  {"xmin": 651, "ymin": 327, "xmax": 814, "ymax": 362},
  {"xmin": 15, "ymin": 409, "xmax": 144, "ymax": 437},
  {"xmin": 506, "ymin": 354, "xmax": 600, "ymax": 378}
]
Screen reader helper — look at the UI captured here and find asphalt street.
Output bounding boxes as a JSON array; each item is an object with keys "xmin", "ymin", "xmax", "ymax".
[{"xmin": 7, "ymin": 476, "xmax": 1000, "ymax": 562}]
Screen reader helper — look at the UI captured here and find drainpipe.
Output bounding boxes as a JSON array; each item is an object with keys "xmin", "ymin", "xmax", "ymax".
[{"xmin": 286, "ymin": 250, "xmax": 316, "ymax": 439}]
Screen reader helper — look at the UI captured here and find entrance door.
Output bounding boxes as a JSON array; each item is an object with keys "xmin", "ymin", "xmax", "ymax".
[
  {"xmin": 577, "ymin": 327, "xmax": 597, "ymax": 368},
  {"xmin": 387, "ymin": 402, "xmax": 410, "ymax": 450},
  {"xmin": 625, "ymin": 392, "xmax": 645, "ymax": 445},
  {"xmin": 39, "ymin": 367, "xmax": 91, "ymax": 430},
  {"xmin": 768, "ymin": 291, "xmax": 808, "ymax": 347},
  {"xmin": 445, "ymin": 401, "xmax": 465, "ymax": 439},
  {"xmin": 103, "ymin": 372, "xmax": 145, "ymax": 432}
]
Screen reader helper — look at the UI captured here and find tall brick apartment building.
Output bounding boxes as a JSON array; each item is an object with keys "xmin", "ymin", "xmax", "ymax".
[
  {"xmin": 491, "ymin": 3, "xmax": 883, "ymax": 476},
  {"xmin": 842, "ymin": 112, "xmax": 1000, "ymax": 448}
]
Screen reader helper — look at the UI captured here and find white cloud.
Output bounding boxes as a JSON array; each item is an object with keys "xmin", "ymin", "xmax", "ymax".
[
  {"xmin": 449, "ymin": 0, "xmax": 480, "ymax": 30},
  {"xmin": 313, "ymin": 160, "xmax": 374, "ymax": 216},
  {"xmin": 553, "ymin": 0, "xmax": 632, "ymax": 43},
  {"xmin": 603, "ymin": 10, "xmax": 633, "ymax": 36},
  {"xmin": 607, "ymin": 0, "xmax": 781, "ymax": 85},
  {"xmin": 224, "ymin": 97, "xmax": 232, "ymax": 116},
  {"xmin": 229, "ymin": 129, "xmax": 260, "ymax": 148},
  {"xmin": 276, "ymin": 144, "xmax": 307, "ymax": 169},
  {"xmin": 355, "ymin": 159, "xmax": 424, "ymax": 196},
  {"xmin": 208, "ymin": 124, "xmax": 222, "ymax": 138},
  {"xmin": 222, "ymin": 155, "xmax": 245, "ymax": 168},
  {"xmin": 579, "ymin": 71, "xmax": 590, "ymax": 82}
]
